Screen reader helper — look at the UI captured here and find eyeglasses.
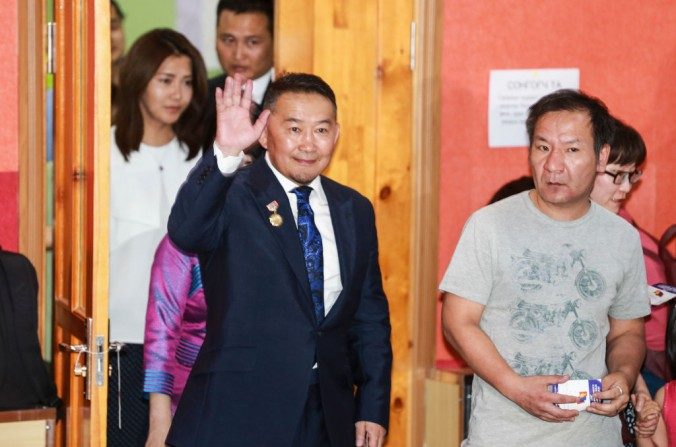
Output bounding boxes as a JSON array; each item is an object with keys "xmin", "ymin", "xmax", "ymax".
[{"xmin": 604, "ymin": 169, "xmax": 642, "ymax": 185}]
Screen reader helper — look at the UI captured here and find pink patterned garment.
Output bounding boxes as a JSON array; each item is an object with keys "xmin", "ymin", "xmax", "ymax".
[{"xmin": 143, "ymin": 235, "xmax": 206, "ymax": 414}]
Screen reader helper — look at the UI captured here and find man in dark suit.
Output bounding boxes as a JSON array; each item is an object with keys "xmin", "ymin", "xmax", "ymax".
[
  {"xmin": 167, "ymin": 73, "xmax": 392, "ymax": 447},
  {"xmin": 203, "ymin": 0, "xmax": 274, "ymax": 158},
  {"xmin": 0, "ymin": 250, "xmax": 59, "ymax": 411}
]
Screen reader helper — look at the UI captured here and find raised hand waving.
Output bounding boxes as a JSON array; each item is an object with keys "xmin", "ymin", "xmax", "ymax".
[{"xmin": 213, "ymin": 74, "xmax": 270, "ymax": 157}]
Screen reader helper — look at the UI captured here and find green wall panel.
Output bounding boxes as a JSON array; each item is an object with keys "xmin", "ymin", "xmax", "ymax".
[{"xmin": 116, "ymin": 0, "xmax": 176, "ymax": 50}]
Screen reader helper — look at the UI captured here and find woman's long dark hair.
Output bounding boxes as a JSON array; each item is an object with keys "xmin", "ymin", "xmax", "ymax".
[{"xmin": 114, "ymin": 28, "xmax": 207, "ymax": 161}]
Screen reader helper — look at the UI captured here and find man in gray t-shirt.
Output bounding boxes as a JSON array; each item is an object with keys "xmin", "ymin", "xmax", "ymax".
[{"xmin": 440, "ymin": 90, "xmax": 650, "ymax": 447}]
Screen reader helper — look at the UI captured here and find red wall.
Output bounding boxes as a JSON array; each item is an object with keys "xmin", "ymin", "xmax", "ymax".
[
  {"xmin": 436, "ymin": 1, "xmax": 676, "ymax": 366},
  {"xmin": 0, "ymin": 0, "xmax": 19, "ymax": 251}
]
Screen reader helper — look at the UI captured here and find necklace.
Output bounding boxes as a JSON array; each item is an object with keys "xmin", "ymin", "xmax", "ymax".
[{"xmin": 146, "ymin": 141, "xmax": 172, "ymax": 172}]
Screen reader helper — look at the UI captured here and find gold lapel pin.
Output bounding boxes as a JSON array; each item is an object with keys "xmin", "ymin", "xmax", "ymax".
[{"xmin": 266, "ymin": 200, "xmax": 283, "ymax": 227}]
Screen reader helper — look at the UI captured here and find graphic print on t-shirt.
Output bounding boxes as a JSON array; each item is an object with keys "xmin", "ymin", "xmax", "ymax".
[
  {"xmin": 509, "ymin": 350, "xmax": 593, "ymax": 379},
  {"xmin": 569, "ymin": 248, "xmax": 607, "ymax": 301},
  {"xmin": 507, "ymin": 245, "xmax": 605, "ymax": 378},
  {"xmin": 509, "ymin": 298, "xmax": 599, "ymax": 349}
]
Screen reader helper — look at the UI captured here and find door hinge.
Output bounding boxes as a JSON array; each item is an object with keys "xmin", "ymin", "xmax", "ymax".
[
  {"xmin": 410, "ymin": 21, "xmax": 416, "ymax": 71},
  {"xmin": 47, "ymin": 22, "xmax": 56, "ymax": 74}
]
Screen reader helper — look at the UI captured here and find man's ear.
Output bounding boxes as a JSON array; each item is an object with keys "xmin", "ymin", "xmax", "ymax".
[
  {"xmin": 333, "ymin": 123, "xmax": 340, "ymax": 145},
  {"xmin": 259, "ymin": 127, "xmax": 268, "ymax": 149},
  {"xmin": 597, "ymin": 144, "xmax": 610, "ymax": 172}
]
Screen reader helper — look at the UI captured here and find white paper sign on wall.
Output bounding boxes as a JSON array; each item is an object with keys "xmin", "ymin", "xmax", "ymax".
[{"xmin": 488, "ymin": 68, "xmax": 580, "ymax": 148}]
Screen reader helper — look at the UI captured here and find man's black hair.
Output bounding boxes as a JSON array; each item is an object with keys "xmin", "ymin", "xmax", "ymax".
[
  {"xmin": 217, "ymin": 0, "xmax": 274, "ymax": 34},
  {"xmin": 526, "ymin": 89, "xmax": 615, "ymax": 157},
  {"xmin": 262, "ymin": 73, "xmax": 337, "ymax": 116}
]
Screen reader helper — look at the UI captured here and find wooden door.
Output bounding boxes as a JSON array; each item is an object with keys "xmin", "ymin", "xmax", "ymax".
[
  {"xmin": 276, "ymin": 1, "xmax": 416, "ymax": 445},
  {"xmin": 276, "ymin": 1, "xmax": 443, "ymax": 445},
  {"xmin": 52, "ymin": 1, "xmax": 110, "ymax": 446}
]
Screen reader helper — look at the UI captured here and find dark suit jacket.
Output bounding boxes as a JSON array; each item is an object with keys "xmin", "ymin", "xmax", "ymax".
[
  {"xmin": 201, "ymin": 74, "xmax": 226, "ymax": 153},
  {"xmin": 0, "ymin": 250, "xmax": 59, "ymax": 410},
  {"xmin": 166, "ymin": 152, "xmax": 392, "ymax": 446}
]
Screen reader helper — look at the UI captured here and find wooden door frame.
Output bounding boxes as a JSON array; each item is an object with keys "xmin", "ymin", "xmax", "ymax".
[
  {"xmin": 52, "ymin": 1, "xmax": 110, "ymax": 445},
  {"xmin": 18, "ymin": 0, "xmax": 47, "ymax": 353},
  {"xmin": 409, "ymin": 0, "xmax": 443, "ymax": 445}
]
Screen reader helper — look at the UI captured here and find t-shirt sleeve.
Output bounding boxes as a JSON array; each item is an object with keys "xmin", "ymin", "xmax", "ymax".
[
  {"xmin": 608, "ymin": 229, "xmax": 651, "ymax": 320},
  {"xmin": 439, "ymin": 212, "xmax": 494, "ymax": 305}
]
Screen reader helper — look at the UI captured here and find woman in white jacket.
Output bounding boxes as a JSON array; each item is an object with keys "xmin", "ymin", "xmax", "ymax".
[{"xmin": 108, "ymin": 28, "xmax": 207, "ymax": 447}]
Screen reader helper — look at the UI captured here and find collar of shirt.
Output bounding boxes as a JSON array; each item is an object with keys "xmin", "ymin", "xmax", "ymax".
[
  {"xmin": 264, "ymin": 152, "xmax": 327, "ymax": 223},
  {"xmin": 252, "ymin": 67, "xmax": 274, "ymax": 105}
]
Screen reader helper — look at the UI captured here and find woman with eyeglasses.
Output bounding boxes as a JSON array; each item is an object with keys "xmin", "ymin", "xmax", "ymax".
[
  {"xmin": 591, "ymin": 119, "xmax": 669, "ymax": 445},
  {"xmin": 590, "ymin": 122, "xmax": 644, "ymax": 214}
]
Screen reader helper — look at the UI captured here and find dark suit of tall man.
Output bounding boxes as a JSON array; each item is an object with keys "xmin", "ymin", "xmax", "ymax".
[{"xmin": 166, "ymin": 149, "xmax": 392, "ymax": 446}]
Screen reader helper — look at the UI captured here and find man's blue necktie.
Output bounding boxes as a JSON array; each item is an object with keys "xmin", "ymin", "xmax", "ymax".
[{"xmin": 292, "ymin": 186, "xmax": 325, "ymax": 324}]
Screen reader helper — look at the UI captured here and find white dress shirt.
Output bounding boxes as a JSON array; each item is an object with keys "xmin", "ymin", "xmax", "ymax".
[
  {"xmin": 252, "ymin": 68, "xmax": 274, "ymax": 105},
  {"xmin": 213, "ymin": 148, "xmax": 343, "ymax": 316}
]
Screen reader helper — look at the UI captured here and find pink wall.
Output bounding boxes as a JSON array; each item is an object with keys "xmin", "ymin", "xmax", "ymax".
[
  {"xmin": 0, "ymin": 0, "xmax": 19, "ymax": 250},
  {"xmin": 436, "ymin": 1, "xmax": 676, "ymax": 366}
]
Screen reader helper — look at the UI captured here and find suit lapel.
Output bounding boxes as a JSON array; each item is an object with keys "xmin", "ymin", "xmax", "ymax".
[
  {"xmin": 321, "ymin": 177, "xmax": 355, "ymax": 325},
  {"xmin": 247, "ymin": 160, "xmax": 316, "ymax": 325}
]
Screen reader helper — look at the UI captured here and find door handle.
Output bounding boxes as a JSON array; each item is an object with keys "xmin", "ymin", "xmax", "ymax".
[
  {"xmin": 59, "ymin": 342, "xmax": 87, "ymax": 353},
  {"xmin": 59, "ymin": 342, "xmax": 88, "ymax": 377},
  {"xmin": 58, "ymin": 318, "xmax": 102, "ymax": 400}
]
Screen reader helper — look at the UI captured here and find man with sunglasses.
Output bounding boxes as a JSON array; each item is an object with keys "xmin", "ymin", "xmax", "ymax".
[{"xmin": 441, "ymin": 90, "xmax": 650, "ymax": 446}]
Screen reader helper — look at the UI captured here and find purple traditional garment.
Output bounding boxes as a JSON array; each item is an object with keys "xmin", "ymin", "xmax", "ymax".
[{"xmin": 143, "ymin": 235, "xmax": 206, "ymax": 414}]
